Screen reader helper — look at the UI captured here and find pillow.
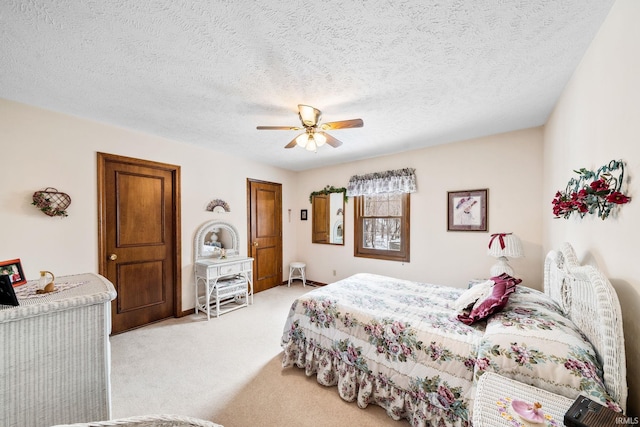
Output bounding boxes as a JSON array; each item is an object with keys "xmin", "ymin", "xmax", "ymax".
[
  {"xmin": 457, "ymin": 273, "xmax": 521, "ymax": 325},
  {"xmin": 453, "ymin": 279, "xmax": 494, "ymax": 312}
]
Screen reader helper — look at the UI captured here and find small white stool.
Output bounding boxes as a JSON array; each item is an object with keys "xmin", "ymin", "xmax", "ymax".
[{"xmin": 288, "ymin": 262, "xmax": 306, "ymax": 287}]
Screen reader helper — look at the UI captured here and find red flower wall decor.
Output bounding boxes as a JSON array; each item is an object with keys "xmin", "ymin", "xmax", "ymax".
[{"xmin": 552, "ymin": 160, "xmax": 631, "ymax": 220}]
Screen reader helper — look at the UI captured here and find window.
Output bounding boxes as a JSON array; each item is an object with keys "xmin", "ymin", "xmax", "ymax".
[{"xmin": 354, "ymin": 192, "xmax": 410, "ymax": 262}]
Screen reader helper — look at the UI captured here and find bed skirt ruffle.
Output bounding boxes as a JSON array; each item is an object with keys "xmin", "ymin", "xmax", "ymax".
[{"xmin": 282, "ymin": 338, "xmax": 469, "ymax": 427}]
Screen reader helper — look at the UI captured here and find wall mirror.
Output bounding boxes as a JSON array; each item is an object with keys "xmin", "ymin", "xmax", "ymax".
[
  {"xmin": 194, "ymin": 220, "xmax": 240, "ymax": 260},
  {"xmin": 311, "ymin": 188, "xmax": 345, "ymax": 245}
]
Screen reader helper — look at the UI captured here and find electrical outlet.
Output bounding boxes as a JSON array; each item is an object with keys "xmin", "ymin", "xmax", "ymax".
[{"xmin": 332, "ymin": 270, "xmax": 336, "ymax": 276}]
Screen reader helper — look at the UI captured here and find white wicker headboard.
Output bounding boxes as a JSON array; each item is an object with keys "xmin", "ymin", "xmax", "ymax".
[{"xmin": 543, "ymin": 242, "xmax": 627, "ymax": 412}]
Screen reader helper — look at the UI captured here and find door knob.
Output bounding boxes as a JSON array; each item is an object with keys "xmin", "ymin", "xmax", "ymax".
[
  {"xmin": 109, "ymin": 254, "xmax": 118, "ymax": 261},
  {"xmin": 253, "ymin": 242, "xmax": 259, "ymax": 247}
]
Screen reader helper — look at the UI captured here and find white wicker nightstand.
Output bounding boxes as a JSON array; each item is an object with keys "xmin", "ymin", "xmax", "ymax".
[{"xmin": 473, "ymin": 372, "xmax": 574, "ymax": 426}]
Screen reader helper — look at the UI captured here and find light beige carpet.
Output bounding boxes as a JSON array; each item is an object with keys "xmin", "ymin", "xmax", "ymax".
[{"xmin": 109, "ymin": 283, "xmax": 408, "ymax": 426}]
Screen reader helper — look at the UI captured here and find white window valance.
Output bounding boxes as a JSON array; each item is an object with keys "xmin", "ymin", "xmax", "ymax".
[{"xmin": 346, "ymin": 168, "xmax": 417, "ymax": 196}]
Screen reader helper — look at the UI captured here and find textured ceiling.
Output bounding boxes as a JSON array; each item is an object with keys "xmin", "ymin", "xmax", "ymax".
[{"xmin": 1, "ymin": 1, "xmax": 615, "ymax": 171}]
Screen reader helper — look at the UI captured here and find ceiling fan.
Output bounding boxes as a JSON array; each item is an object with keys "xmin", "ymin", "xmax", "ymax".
[{"xmin": 257, "ymin": 104, "xmax": 364, "ymax": 151}]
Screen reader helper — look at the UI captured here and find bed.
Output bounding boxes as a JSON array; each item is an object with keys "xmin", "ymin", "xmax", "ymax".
[{"xmin": 280, "ymin": 243, "xmax": 627, "ymax": 426}]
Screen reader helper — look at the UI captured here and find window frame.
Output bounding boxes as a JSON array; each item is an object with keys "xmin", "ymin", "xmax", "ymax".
[{"xmin": 354, "ymin": 192, "xmax": 410, "ymax": 262}]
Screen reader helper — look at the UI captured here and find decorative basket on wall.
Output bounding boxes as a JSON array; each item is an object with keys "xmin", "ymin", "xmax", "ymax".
[{"xmin": 32, "ymin": 187, "xmax": 71, "ymax": 217}]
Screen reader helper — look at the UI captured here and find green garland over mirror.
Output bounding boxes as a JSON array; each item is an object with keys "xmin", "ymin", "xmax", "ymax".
[{"xmin": 309, "ymin": 185, "xmax": 348, "ymax": 203}]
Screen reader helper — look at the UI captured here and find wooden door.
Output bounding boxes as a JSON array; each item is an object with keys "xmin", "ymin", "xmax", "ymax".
[
  {"xmin": 312, "ymin": 194, "xmax": 330, "ymax": 243},
  {"xmin": 97, "ymin": 153, "xmax": 181, "ymax": 334},
  {"xmin": 247, "ymin": 179, "xmax": 282, "ymax": 293}
]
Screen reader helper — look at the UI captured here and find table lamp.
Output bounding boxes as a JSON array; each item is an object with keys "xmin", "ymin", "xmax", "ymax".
[{"xmin": 488, "ymin": 233, "xmax": 523, "ymax": 277}]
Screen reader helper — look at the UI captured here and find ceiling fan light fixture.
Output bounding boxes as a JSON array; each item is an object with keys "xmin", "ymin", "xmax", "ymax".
[
  {"xmin": 295, "ymin": 133, "xmax": 308, "ymax": 147},
  {"xmin": 313, "ymin": 132, "xmax": 326, "ymax": 147},
  {"xmin": 305, "ymin": 137, "xmax": 317, "ymax": 152},
  {"xmin": 298, "ymin": 104, "xmax": 321, "ymax": 127}
]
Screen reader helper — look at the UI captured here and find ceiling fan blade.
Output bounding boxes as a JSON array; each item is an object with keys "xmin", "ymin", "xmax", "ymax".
[
  {"xmin": 298, "ymin": 104, "xmax": 321, "ymax": 127},
  {"xmin": 320, "ymin": 118, "xmax": 364, "ymax": 130},
  {"xmin": 284, "ymin": 135, "xmax": 300, "ymax": 149},
  {"xmin": 319, "ymin": 132, "xmax": 343, "ymax": 148},
  {"xmin": 257, "ymin": 125, "xmax": 301, "ymax": 130}
]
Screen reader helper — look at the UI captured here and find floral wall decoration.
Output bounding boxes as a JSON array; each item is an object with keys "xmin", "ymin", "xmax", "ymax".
[{"xmin": 552, "ymin": 159, "xmax": 631, "ymax": 220}]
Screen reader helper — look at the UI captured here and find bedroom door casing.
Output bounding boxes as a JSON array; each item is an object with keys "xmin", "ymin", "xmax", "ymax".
[
  {"xmin": 247, "ymin": 179, "xmax": 282, "ymax": 293},
  {"xmin": 97, "ymin": 153, "xmax": 181, "ymax": 334}
]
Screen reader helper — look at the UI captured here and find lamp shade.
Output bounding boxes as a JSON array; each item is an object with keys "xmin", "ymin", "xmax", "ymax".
[
  {"xmin": 487, "ymin": 233, "xmax": 523, "ymax": 277},
  {"xmin": 305, "ymin": 137, "xmax": 317, "ymax": 151},
  {"xmin": 488, "ymin": 233, "xmax": 523, "ymax": 258},
  {"xmin": 295, "ymin": 133, "xmax": 308, "ymax": 147},
  {"xmin": 313, "ymin": 132, "xmax": 326, "ymax": 147}
]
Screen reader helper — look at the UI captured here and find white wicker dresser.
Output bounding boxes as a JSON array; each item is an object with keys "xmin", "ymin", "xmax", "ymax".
[{"xmin": 0, "ymin": 273, "xmax": 117, "ymax": 427}]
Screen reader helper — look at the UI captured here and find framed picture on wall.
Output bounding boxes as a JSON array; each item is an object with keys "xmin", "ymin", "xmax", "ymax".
[
  {"xmin": 447, "ymin": 189, "xmax": 488, "ymax": 232},
  {"xmin": 0, "ymin": 258, "xmax": 27, "ymax": 287},
  {"xmin": 301, "ymin": 209, "xmax": 308, "ymax": 220}
]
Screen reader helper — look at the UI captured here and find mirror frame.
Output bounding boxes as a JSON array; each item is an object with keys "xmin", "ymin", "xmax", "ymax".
[{"xmin": 194, "ymin": 220, "xmax": 240, "ymax": 261}]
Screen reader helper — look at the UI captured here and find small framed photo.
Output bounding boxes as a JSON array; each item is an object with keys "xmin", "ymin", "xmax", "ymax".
[
  {"xmin": 0, "ymin": 258, "xmax": 27, "ymax": 287},
  {"xmin": 0, "ymin": 274, "xmax": 19, "ymax": 306},
  {"xmin": 300, "ymin": 209, "xmax": 308, "ymax": 221},
  {"xmin": 447, "ymin": 189, "xmax": 488, "ymax": 232}
]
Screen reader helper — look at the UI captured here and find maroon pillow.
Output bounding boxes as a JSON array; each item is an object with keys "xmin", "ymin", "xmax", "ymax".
[{"xmin": 457, "ymin": 273, "xmax": 521, "ymax": 325}]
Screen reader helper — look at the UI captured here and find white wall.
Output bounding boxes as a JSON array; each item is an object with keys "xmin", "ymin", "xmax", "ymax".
[
  {"xmin": 296, "ymin": 127, "xmax": 544, "ymax": 289},
  {"xmin": 543, "ymin": 0, "xmax": 639, "ymax": 416},
  {"xmin": 0, "ymin": 99, "xmax": 298, "ymax": 311}
]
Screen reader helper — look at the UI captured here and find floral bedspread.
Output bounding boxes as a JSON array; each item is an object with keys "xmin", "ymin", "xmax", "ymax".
[
  {"xmin": 475, "ymin": 286, "xmax": 618, "ymax": 411},
  {"xmin": 281, "ymin": 273, "xmax": 483, "ymax": 427},
  {"xmin": 281, "ymin": 273, "xmax": 616, "ymax": 426}
]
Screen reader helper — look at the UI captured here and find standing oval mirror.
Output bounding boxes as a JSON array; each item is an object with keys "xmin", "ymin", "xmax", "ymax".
[{"xmin": 312, "ymin": 191, "xmax": 345, "ymax": 245}]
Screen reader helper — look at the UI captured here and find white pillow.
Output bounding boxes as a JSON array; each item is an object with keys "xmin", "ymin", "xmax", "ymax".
[{"xmin": 453, "ymin": 280, "xmax": 494, "ymax": 312}]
